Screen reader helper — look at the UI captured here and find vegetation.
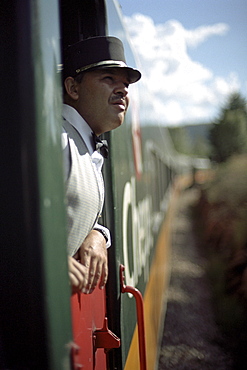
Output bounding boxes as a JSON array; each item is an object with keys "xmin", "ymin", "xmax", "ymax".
[
  {"xmin": 168, "ymin": 92, "xmax": 247, "ymax": 162},
  {"xmin": 209, "ymin": 93, "xmax": 247, "ymax": 163},
  {"xmin": 198, "ymin": 93, "xmax": 247, "ymax": 304},
  {"xmin": 189, "ymin": 93, "xmax": 247, "ymax": 366},
  {"xmin": 168, "ymin": 123, "xmax": 212, "ymax": 157},
  {"xmin": 195, "ymin": 154, "xmax": 247, "ymax": 368},
  {"xmin": 168, "ymin": 92, "xmax": 247, "ymax": 365}
]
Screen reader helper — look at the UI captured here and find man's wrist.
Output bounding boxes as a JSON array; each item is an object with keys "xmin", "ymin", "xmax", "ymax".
[{"xmin": 93, "ymin": 228, "xmax": 108, "ymax": 242}]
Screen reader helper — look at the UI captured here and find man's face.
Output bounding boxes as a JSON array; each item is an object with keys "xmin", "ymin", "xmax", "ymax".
[{"xmin": 75, "ymin": 68, "xmax": 130, "ymax": 135}]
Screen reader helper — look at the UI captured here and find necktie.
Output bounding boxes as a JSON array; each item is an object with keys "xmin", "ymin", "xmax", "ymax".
[{"xmin": 92, "ymin": 133, "xmax": 109, "ymax": 159}]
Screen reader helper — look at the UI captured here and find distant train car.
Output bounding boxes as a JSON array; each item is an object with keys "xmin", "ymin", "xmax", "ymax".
[{"xmin": 0, "ymin": 0, "xmax": 191, "ymax": 369}]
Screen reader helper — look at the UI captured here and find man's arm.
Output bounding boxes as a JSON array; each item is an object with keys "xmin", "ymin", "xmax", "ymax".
[
  {"xmin": 77, "ymin": 229, "xmax": 108, "ymax": 294},
  {"xmin": 62, "ymin": 126, "xmax": 109, "ymax": 294},
  {"xmin": 93, "ymin": 223, "xmax": 111, "ymax": 248}
]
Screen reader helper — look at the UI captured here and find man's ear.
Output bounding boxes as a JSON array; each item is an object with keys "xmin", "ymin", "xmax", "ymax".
[{"xmin": 64, "ymin": 77, "xmax": 79, "ymax": 100}]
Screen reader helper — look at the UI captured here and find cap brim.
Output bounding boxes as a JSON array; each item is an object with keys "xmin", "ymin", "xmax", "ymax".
[{"xmin": 75, "ymin": 60, "xmax": 141, "ymax": 84}]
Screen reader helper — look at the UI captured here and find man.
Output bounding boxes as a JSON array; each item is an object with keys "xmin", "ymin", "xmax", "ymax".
[{"xmin": 62, "ymin": 36, "xmax": 141, "ymax": 294}]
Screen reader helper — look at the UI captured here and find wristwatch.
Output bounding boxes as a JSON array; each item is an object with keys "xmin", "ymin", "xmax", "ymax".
[{"xmin": 94, "ymin": 228, "xmax": 108, "ymax": 242}]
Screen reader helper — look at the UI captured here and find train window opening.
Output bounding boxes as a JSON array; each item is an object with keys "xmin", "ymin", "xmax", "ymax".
[{"xmin": 60, "ymin": 0, "xmax": 107, "ymax": 50}]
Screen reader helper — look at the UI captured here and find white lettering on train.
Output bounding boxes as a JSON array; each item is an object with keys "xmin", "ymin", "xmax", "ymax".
[{"xmin": 122, "ymin": 177, "xmax": 153, "ymax": 294}]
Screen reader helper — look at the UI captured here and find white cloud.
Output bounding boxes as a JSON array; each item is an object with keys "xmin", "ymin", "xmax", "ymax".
[
  {"xmin": 185, "ymin": 23, "xmax": 229, "ymax": 48},
  {"xmin": 124, "ymin": 14, "xmax": 240, "ymax": 125},
  {"xmin": 212, "ymin": 72, "xmax": 240, "ymax": 95}
]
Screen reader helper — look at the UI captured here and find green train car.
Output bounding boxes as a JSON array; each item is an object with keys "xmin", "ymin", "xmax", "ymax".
[{"xmin": 0, "ymin": 0, "xmax": 190, "ymax": 369}]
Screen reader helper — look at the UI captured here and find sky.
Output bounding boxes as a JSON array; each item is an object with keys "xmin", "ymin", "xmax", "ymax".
[{"xmin": 118, "ymin": 0, "xmax": 247, "ymax": 126}]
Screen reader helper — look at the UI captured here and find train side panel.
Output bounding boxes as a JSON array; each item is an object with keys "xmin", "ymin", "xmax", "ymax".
[
  {"xmin": 105, "ymin": 1, "xmax": 176, "ymax": 368},
  {"xmin": 0, "ymin": 1, "xmax": 72, "ymax": 369}
]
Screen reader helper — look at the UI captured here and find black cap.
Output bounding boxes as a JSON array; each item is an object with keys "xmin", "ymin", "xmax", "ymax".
[{"xmin": 63, "ymin": 36, "xmax": 141, "ymax": 84}]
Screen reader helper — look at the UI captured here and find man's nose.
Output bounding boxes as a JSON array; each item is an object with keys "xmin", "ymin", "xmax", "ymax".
[{"xmin": 114, "ymin": 82, "xmax": 128, "ymax": 97}]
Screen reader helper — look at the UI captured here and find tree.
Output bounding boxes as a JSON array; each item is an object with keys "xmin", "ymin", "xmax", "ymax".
[{"xmin": 209, "ymin": 93, "xmax": 247, "ymax": 163}]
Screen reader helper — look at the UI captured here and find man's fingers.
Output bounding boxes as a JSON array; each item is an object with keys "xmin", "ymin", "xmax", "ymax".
[
  {"xmin": 85, "ymin": 259, "xmax": 108, "ymax": 293},
  {"xmin": 69, "ymin": 272, "xmax": 80, "ymax": 287},
  {"xmin": 68, "ymin": 256, "xmax": 88, "ymax": 292},
  {"xmin": 99, "ymin": 262, "xmax": 108, "ymax": 290},
  {"xmin": 76, "ymin": 230, "xmax": 108, "ymax": 294},
  {"xmin": 88, "ymin": 261, "xmax": 102, "ymax": 293},
  {"xmin": 80, "ymin": 249, "xmax": 91, "ymax": 269}
]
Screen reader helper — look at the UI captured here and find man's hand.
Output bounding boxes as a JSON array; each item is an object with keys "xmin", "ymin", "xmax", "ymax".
[
  {"xmin": 68, "ymin": 256, "xmax": 88, "ymax": 294},
  {"xmin": 77, "ymin": 229, "xmax": 108, "ymax": 294}
]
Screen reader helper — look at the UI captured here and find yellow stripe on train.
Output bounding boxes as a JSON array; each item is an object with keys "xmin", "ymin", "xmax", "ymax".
[{"xmin": 124, "ymin": 182, "xmax": 181, "ymax": 370}]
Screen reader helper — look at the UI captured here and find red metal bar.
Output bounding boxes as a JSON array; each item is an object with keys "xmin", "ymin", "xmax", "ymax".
[{"xmin": 119, "ymin": 264, "xmax": 147, "ymax": 370}]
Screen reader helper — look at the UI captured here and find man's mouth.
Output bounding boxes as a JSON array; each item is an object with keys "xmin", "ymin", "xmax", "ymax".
[{"xmin": 111, "ymin": 98, "xmax": 126, "ymax": 110}]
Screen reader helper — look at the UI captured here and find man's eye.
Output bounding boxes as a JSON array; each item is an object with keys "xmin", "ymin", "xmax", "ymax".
[{"xmin": 103, "ymin": 76, "xmax": 114, "ymax": 81}]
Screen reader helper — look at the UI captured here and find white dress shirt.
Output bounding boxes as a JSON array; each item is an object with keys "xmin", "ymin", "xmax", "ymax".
[{"xmin": 62, "ymin": 104, "xmax": 111, "ymax": 247}]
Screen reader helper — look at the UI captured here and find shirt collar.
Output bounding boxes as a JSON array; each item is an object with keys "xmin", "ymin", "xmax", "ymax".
[{"xmin": 62, "ymin": 103, "xmax": 94, "ymax": 155}]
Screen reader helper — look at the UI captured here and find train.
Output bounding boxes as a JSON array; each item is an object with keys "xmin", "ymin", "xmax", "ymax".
[{"xmin": 0, "ymin": 0, "xmax": 193, "ymax": 369}]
